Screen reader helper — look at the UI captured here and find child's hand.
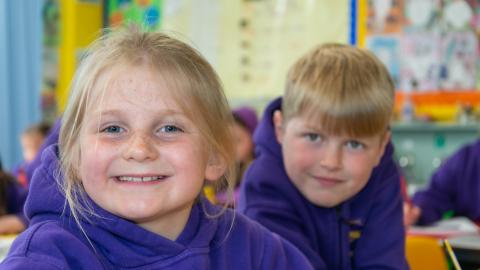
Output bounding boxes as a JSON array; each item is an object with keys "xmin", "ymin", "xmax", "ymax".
[
  {"xmin": 0, "ymin": 215, "xmax": 26, "ymax": 235},
  {"xmin": 403, "ymin": 203, "xmax": 421, "ymax": 227}
]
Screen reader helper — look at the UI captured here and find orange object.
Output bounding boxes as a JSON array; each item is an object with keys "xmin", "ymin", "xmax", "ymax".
[{"xmin": 405, "ymin": 236, "xmax": 449, "ymax": 270}]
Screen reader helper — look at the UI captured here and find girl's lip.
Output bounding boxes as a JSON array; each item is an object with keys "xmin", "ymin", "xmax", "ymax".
[{"xmin": 112, "ymin": 175, "xmax": 169, "ymax": 184}]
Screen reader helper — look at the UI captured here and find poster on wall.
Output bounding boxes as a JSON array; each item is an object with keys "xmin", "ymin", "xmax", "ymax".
[
  {"xmin": 400, "ymin": 33, "xmax": 441, "ymax": 92},
  {"xmin": 442, "ymin": 0, "xmax": 476, "ymax": 31},
  {"xmin": 439, "ymin": 31, "xmax": 477, "ymax": 89},
  {"xmin": 366, "ymin": 35, "xmax": 401, "ymax": 87},
  {"xmin": 404, "ymin": 0, "xmax": 441, "ymax": 32},
  {"xmin": 107, "ymin": 0, "xmax": 162, "ymax": 30},
  {"xmin": 161, "ymin": 0, "xmax": 349, "ymax": 108},
  {"xmin": 367, "ymin": 0, "xmax": 403, "ymax": 34},
  {"xmin": 42, "ymin": 0, "xmax": 60, "ymax": 123}
]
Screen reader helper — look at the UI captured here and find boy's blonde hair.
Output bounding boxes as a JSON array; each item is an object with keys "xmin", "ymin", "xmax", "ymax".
[
  {"xmin": 59, "ymin": 26, "xmax": 236, "ymax": 224},
  {"xmin": 283, "ymin": 43, "xmax": 394, "ymax": 137}
]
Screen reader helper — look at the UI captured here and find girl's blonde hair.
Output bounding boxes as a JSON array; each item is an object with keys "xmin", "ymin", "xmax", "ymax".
[
  {"xmin": 283, "ymin": 43, "xmax": 394, "ymax": 137},
  {"xmin": 59, "ymin": 26, "xmax": 236, "ymax": 225}
]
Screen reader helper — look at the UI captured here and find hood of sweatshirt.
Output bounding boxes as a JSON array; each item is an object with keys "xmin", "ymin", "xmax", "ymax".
[{"xmin": 24, "ymin": 144, "xmax": 222, "ymax": 268}]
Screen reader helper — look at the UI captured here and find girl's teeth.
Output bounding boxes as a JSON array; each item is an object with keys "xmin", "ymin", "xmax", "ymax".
[{"xmin": 118, "ymin": 176, "xmax": 163, "ymax": 182}]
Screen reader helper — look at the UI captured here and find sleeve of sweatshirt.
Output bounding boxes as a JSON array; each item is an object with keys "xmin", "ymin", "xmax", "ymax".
[
  {"xmin": 0, "ymin": 256, "xmax": 63, "ymax": 270},
  {"xmin": 258, "ymin": 227, "xmax": 314, "ymax": 270},
  {"xmin": 352, "ymin": 158, "xmax": 409, "ymax": 270},
  {"xmin": 412, "ymin": 146, "xmax": 467, "ymax": 225}
]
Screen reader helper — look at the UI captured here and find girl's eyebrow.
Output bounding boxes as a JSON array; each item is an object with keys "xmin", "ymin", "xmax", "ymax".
[{"xmin": 93, "ymin": 109, "xmax": 184, "ymax": 118}]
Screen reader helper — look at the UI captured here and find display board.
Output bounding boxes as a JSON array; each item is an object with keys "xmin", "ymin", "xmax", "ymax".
[
  {"xmin": 105, "ymin": 0, "xmax": 350, "ymax": 109},
  {"xmin": 360, "ymin": 0, "xmax": 480, "ymax": 121}
]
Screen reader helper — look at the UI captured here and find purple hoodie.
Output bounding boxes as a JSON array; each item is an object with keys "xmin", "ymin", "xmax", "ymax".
[
  {"xmin": 1, "ymin": 143, "xmax": 313, "ymax": 269},
  {"xmin": 412, "ymin": 139, "xmax": 480, "ymax": 225},
  {"xmin": 238, "ymin": 98, "xmax": 408, "ymax": 270}
]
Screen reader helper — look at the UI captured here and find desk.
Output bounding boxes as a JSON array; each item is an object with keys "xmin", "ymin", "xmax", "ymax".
[
  {"xmin": 407, "ymin": 218, "xmax": 480, "ymax": 270},
  {"xmin": 0, "ymin": 235, "xmax": 16, "ymax": 262},
  {"xmin": 449, "ymin": 235, "xmax": 480, "ymax": 270}
]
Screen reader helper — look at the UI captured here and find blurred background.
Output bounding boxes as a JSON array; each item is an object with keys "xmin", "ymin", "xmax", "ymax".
[{"xmin": 1, "ymin": 0, "xmax": 480, "ymax": 194}]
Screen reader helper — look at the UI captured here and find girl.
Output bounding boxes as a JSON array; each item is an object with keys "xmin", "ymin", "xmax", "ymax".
[{"xmin": 0, "ymin": 27, "xmax": 312, "ymax": 269}]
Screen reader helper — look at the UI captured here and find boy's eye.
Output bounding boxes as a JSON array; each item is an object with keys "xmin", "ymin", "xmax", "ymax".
[
  {"xmin": 346, "ymin": 140, "xmax": 364, "ymax": 150},
  {"xmin": 102, "ymin": 125, "xmax": 124, "ymax": 133},
  {"xmin": 160, "ymin": 125, "xmax": 183, "ymax": 133},
  {"xmin": 304, "ymin": 133, "xmax": 320, "ymax": 142}
]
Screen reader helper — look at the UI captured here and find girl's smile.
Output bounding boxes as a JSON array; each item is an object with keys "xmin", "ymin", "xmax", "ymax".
[{"xmin": 78, "ymin": 64, "xmax": 224, "ymax": 240}]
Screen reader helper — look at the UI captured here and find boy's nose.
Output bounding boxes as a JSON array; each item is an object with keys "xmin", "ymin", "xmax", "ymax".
[
  {"xmin": 122, "ymin": 133, "xmax": 158, "ymax": 162},
  {"xmin": 318, "ymin": 145, "xmax": 342, "ymax": 170}
]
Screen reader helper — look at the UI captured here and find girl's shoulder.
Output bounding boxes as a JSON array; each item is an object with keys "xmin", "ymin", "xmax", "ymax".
[{"xmin": 1, "ymin": 221, "xmax": 102, "ymax": 269}]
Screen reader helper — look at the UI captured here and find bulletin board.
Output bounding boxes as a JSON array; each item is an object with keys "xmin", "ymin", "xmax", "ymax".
[
  {"xmin": 42, "ymin": 0, "xmax": 61, "ymax": 122},
  {"xmin": 358, "ymin": 0, "xmax": 480, "ymax": 121},
  {"xmin": 106, "ymin": 0, "xmax": 162, "ymax": 30},
  {"xmin": 105, "ymin": 0, "xmax": 350, "ymax": 109}
]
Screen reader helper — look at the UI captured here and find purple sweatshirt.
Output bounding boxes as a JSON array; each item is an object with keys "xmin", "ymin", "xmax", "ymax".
[
  {"xmin": 238, "ymin": 98, "xmax": 408, "ymax": 270},
  {"xmin": 1, "ymin": 144, "xmax": 313, "ymax": 269},
  {"xmin": 412, "ymin": 139, "xmax": 480, "ymax": 225}
]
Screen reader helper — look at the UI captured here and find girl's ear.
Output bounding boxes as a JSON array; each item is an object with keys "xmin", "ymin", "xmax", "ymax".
[
  {"xmin": 273, "ymin": 110, "xmax": 284, "ymax": 144},
  {"xmin": 205, "ymin": 153, "xmax": 227, "ymax": 182}
]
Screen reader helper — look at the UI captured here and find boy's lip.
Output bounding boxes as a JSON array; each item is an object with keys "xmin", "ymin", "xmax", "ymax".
[{"xmin": 312, "ymin": 175, "xmax": 344, "ymax": 187}]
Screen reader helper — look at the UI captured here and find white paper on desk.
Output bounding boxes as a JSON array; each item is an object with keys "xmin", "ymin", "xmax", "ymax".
[
  {"xmin": 0, "ymin": 236, "xmax": 15, "ymax": 262},
  {"xmin": 409, "ymin": 217, "xmax": 479, "ymax": 238},
  {"xmin": 448, "ymin": 234, "xmax": 480, "ymax": 250}
]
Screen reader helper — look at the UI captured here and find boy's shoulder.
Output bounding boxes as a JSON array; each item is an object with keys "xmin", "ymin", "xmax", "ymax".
[{"xmin": 214, "ymin": 210, "xmax": 313, "ymax": 269}]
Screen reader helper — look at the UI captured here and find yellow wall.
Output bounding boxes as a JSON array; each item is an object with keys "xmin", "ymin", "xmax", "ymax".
[{"xmin": 57, "ymin": 0, "xmax": 102, "ymax": 113}]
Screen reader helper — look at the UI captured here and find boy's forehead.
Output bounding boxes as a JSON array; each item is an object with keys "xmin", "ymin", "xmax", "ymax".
[{"xmin": 290, "ymin": 113, "xmax": 384, "ymax": 139}]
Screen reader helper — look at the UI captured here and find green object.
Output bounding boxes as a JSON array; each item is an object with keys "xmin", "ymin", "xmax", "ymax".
[
  {"xmin": 442, "ymin": 210, "xmax": 454, "ymax": 219},
  {"xmin": 108, "ymin": 0, "xmax": 162, "ymax": 30}
]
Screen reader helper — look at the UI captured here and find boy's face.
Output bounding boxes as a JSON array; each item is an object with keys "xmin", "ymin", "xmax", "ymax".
[
  {"xmin": 273, "ymin": 111, "xmax": 389, "ymax": 208},
  {"xmin": 78, "ymin": 65, "xmax": 224, "ymax": 239}
]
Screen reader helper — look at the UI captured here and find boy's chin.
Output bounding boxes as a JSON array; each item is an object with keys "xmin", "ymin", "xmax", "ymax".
[{"xmin": 302, "ymin": 191, "xmax": 351, "ymax": 208}]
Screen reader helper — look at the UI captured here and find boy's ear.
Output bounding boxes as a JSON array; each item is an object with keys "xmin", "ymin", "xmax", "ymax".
[
  {"xmin": 205, "ymin": 153, "xmax": 227, "ymax": 182},
  {"xmin": 374, "ymin": 130, "xmax": 391, "ymax": 166},
  {"xmin": 273, "ymin": 110, "xmax": 284, "ymax": 144}
]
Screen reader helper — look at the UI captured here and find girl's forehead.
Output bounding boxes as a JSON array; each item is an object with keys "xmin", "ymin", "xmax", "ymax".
[{"xmin": 92, "ymin": 66, "xmax": 175, "ymax": 105}]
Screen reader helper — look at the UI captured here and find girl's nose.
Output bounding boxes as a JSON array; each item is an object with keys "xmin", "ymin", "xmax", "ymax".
[{"xmin": 122, "ymin": 133, "xmax": 158, "ymax": 162}]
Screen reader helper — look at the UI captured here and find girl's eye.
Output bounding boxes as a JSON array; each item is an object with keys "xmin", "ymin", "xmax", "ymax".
[
  {"xmin": 102, "ymin": 125, "xmax": 124, "ymax": 133},
  {"xmin": 304, "ymin": 133, "xmax": 320, "ymax": 142},
  {"xmin": 346, "ymin": 140, "xmax": 364, "ymax": 150},
  {"xmin": 160, "ymin": 125, "xmax": 183, "ymax": 133}
]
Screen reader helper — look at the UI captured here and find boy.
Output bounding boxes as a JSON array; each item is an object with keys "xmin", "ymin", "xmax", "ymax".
[{"xmin": 238, "ymin": 44, "xmax": 408, "ymax": 269}]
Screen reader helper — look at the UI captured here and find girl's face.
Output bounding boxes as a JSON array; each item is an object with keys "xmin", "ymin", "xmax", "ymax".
[{"xmin": 79, "ymin": 65, "xmax": 223, "ymax": 240}]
